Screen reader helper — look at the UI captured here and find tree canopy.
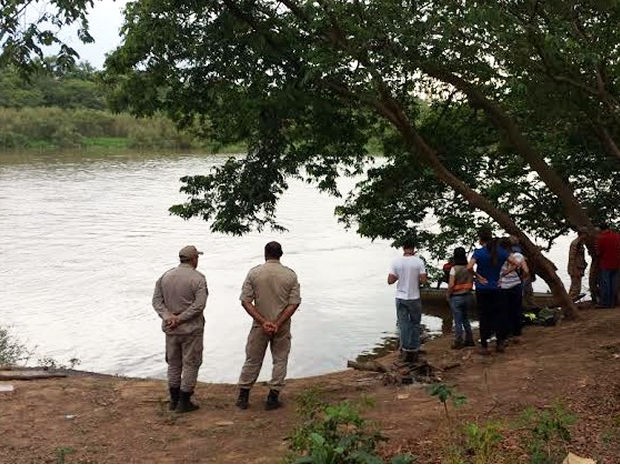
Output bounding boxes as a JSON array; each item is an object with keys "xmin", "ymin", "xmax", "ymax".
[
  {"xmin": 105, "ymin": 0, "xmax": 620, "ymax": 315},
  {"xmin": 0, "ymin": 0, "xmax": 94, "ymax": 72}
]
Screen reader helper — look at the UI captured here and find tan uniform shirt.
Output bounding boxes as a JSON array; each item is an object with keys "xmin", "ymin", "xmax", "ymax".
[
  {"xmin": 240, "ymin": 259, "xmax": 301, "ymax": 320},
  {"xmin": 152, "ymin": 263, "xmax": 208, "ymax": 335},
  {"xmin": 567, "ymin": 238, "xmax": 587, "ymax": 276}
]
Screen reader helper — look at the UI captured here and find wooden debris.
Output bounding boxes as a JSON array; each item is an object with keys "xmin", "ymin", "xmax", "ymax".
[
  {"xmin": 0, "ymin": 370, "xmax": 66, "ymax": 380},
  {"xmin": 346, "ymin": 360, "xmax": 389, "ymax": 373},
  {"xmin": 440, "ymin": 362, "xmax": 461, "ymax": 371},
  {"xmin": 347, "ymin": 358, "xmax": 441, "ymax": 385}
]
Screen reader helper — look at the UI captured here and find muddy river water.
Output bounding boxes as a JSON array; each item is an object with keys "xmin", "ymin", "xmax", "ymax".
[{"xmin": 0, "ymin": 152, "xmax": 580, "ymax": 382}]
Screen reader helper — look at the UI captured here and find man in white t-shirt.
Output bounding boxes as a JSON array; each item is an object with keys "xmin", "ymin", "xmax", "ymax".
[{"xmin": 387, "ymin": 239, "xmax": 428, "ymax": 362}]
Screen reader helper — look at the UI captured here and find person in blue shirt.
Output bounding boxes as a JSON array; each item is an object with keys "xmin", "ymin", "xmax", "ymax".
[{"xmin": 468, "ymin": 226, "xmax": 510, "ymax": 354}]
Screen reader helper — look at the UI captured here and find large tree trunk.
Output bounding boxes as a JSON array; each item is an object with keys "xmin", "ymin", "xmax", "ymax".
[
  {"xmin": 222, "ymin": 3, "xmax": 580, "ymax": 318},
  {"xmin": 421, "ymin": 65, "xmax": 595, "ymax": 232},
  {"xmin": 594, "ymin": 126, "xmax": 620, "ymax": 163},
  {"xmin": 373, "ymin": 94, "xmax": 578, "ymax": 319}
]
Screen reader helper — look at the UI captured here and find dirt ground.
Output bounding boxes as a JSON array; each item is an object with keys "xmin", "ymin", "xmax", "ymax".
[{"xmin": 1, "ymin": 303, "xmax": 620, "ymax": 464}]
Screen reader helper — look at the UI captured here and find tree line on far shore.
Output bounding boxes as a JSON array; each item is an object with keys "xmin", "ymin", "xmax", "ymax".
[{"xmin": 0, "ymin": 59, "xmax": 235, "ymax": 152}]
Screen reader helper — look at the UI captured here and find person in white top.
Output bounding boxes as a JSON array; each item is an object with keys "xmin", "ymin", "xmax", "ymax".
[
  {"xmin": 387, "ymin": 238, "xmax": 428, "ymax": 362},
  {"xmin": 498, "ymin": 236, "xmax": 529, "ymax": 340}
]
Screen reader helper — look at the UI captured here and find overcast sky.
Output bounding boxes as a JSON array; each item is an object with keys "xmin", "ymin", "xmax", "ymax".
[{"xmin": 61, "ymin": 0, "xmax": 129, "ymax": 69}]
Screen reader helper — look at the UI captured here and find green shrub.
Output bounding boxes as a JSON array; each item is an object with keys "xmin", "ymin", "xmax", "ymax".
[
  {"xmin": 287, "ymin": 390, "xmax": 415, "ymax": 464},
  {"xmin": 0, "ymin": 131, "xmax": 29, "ymax": 149},
  {"xmin": 518, "ymin": 403, "xmax": 576, "ymax": 463},
  {"xmin": 461, "ymin": 421, "xmax": 503, "ymax": 463},
  {"xmin": 427, "ymin": 383, "xmax": 467, "ymax": 420},
  {"xmin": 0, "ymin": 326, "xmax": 29, "ymax": 365}
]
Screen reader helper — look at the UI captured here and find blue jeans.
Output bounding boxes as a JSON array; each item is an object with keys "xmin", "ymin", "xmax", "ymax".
[
  {"xmin": 599, "ymin": 269, "xmax": 619, "ymax": 307},
  {"xmin": 396, "ymin": 298, "xmax": 422, "ymax": 351},
  {"xmin": 450, "ymin": 293, "xmax": 474, "ymax": 342}
]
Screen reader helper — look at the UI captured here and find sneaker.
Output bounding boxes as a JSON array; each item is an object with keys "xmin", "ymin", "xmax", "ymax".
[
  {"xmin": 451, "ymin": 340, "xmax": 464, "ymax": 350},
  {"xmin": 464, "ymin": 339, "xmax": 476, "ymax": 347}
]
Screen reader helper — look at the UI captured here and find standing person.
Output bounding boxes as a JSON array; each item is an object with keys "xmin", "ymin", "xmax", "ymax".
[
  {"xmin": 152, "ymin": 245, "xmax": 208, "ymax": 413},
  {"xmin": 468, "ymin": 227, "xmax": 510, "ymax": 354},
  {"xmin": 499, "ymin": 237, "xmax": 529, "ymax": 341},
  {"xmin": 436, "ymin": 256, "xmax": 454, "ymax": 289},
  {"xmin": 567, "ymin": 227, "xmax": 588, "ymax": 300},
  {"xmin": 589, "ymin": 227, "xmax": 601, "ymax": 304},
  {"xmin": 236, "ymin": 241, "xmax": 301, "ymax": 411},
  {"xmin": 387, "ymin": 238, "xmax": 428, "ymax": 363},
  {"xmin": 596, "ymin": 223, "xmax": 620, "ymax": 308},
  {"xmin": 446, "ymin": 247, "xmax": 475, "ymax": 349}
]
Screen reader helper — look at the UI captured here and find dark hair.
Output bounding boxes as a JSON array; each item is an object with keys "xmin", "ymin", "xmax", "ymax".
[
  {"xmin": 453, "ymin": 247, "xmax": 467, "ymax": 266},
  {"xmin": 499, "ymin": 236, "xmax": 512, "ymax": 250},
  {"xmin": 477, "ymin": 226, "xmax": 500, "ymax": 265},
  {"xmin": 402, "ymin": 238, "xmax": 416, "ymax": 250},
  {"xmin": 264, "ymin": 241, "xmax": 283, "ymax": 259},
  {"xmin": 477, "ymin": 226, "xmax": 493, "ymax": 243},
  {"xmin": 599, "ymin": 222, "xmax": 610, "ymax": 230}
]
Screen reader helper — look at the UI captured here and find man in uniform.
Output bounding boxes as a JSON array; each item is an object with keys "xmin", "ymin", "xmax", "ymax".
[
  {"xmin": 235, "ymin": 241, "xmax": 301, "ymax": 411},
  {"xmin": 152, "ymin": 245, "xmax": 208, "ymax": 413},
  {"xmin": 387, "ymin": 238, "xmax": 428, "ymax": 363},
  {"xmin": 567, "ymin": 227, "xmax": 588, "ymax": 300}
]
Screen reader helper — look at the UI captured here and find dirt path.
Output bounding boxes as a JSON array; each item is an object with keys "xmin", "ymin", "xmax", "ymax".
[{"xmin": 1, "ymin": 305, "xmax": 620, "ymax": 463}]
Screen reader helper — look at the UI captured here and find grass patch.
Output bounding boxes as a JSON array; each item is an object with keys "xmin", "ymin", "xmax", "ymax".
[{"xmin": 81, "ymin": 137, "xmax": 129, "ymax": 149}]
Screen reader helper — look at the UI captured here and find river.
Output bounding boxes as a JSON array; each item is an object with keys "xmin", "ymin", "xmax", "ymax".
[{"xmin": 0, "ymin": 151, "xmax": 581, "ymax": 383}]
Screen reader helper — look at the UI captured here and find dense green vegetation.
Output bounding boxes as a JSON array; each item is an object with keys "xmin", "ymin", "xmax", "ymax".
[
  {"xmin": 0, "ymin": 106, "xmax": 197, "ymax": 151},
  {"xmin": 0, "ymin": 60, "xmax": 230, "ymax": 152},
  {"xmin": 105, "ymin": 0, "xmax": 620, "ymax": 316},
  {"xmin": 3, "ymin": 1, "xmax": 619, "ymax": 316}
]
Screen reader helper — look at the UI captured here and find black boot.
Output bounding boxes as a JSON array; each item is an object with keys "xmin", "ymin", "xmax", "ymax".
[
  {"xmin": 404, "ymin": 351, "xmax": 419, "ymax": 364},
  {"xmin": 235, "ymin": 388, "xmax": 250, "ymax": 410},
  {"xmin": 265, "ymin": 389, "xmax": 282, "ymax": 411},
  {"xmin": 464, "ymin": 333, "xmax": 476, "ymax": 347},
  {"xmin": 175, "ymin": 390, "xmax": 199, "ymax": 413},
  {"xmin": 168, "ymin": 386, "xmax": 180, "ymax": 411}
]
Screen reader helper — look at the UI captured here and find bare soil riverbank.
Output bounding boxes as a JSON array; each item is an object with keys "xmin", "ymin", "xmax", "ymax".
[{"xmin": 1, "ymin": 303, "xmax": 620, "ymax": 463}]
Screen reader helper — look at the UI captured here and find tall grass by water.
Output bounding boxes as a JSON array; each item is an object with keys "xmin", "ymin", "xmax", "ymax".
[{"xmin": 0, "ymin": 107, "xmax": 205, "ymax": 152}]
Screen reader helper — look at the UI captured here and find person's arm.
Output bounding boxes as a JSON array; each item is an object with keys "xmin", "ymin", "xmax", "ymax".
[
  {"xmin": 419, "ymin": 260, "xmax": 428, "ymax": 285},
  {"xmin": 152, "ymin": 276, "xmax": 173, "ymax": 321},
  {"xmin": 274, "ymin": 276, "xmax": 302, "ymax": 331},
  {"xmin": 241, "ymin": 300, "xmax": 268, "ymax": 326},
  {"xmin": 177, "ymin": 277, "xmax": 208, "ymax": 323},
  {"xmin": 447, "ymin": 273, "xmax": 456, "ymax": 297},
  {"xmin": 274, "ymin": 303, "xmax": 300, "ymax": 331},
  {"xmin": 468, "ymin": 256, "xmax": 488, "ymax": 285},
  {"xmin": 387, "ymin": 273, "xmax": 398, "ymax": 285},
  {"xmin": 520, "ymin": 258, "xmax": 530, "ymax": 281}
]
